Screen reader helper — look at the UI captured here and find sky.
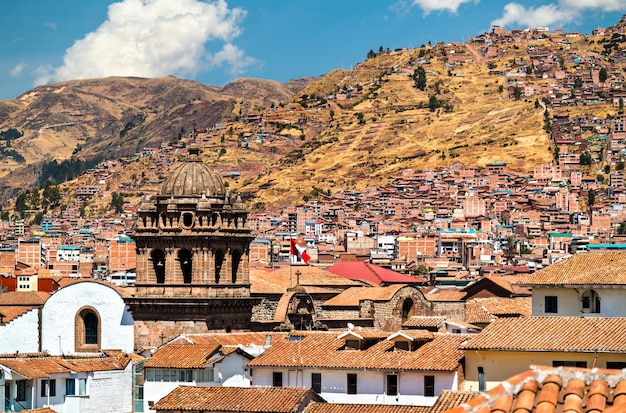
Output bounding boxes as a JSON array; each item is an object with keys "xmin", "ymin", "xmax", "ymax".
[{"xmin": 0, "ymin": 0, "xmax": 625, "ymax": 101}]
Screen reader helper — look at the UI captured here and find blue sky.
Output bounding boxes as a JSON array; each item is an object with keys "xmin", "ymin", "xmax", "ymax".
[{"xmin": 0, "ymin": 0, "xmax": 624, "ymax": 100}]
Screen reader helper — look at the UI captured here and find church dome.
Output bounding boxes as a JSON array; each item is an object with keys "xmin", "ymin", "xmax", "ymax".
[{"xmin": 160, "ymin": 145, "xmax": 226, "ymax": 197}]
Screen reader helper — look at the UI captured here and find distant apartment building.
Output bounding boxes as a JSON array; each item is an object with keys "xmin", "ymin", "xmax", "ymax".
[
  {"xmin": 18, "ymin": 238, "xmax": 45, "ymax": 269},
  {"xmin": 108, "ymin": 236, "xmax": 137, "ymax": 273}
]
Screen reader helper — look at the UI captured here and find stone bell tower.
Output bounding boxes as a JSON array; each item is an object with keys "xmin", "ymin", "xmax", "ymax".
[{"xmin": 126, "ymin": 144, "xmax": 259, "ymax": 349}]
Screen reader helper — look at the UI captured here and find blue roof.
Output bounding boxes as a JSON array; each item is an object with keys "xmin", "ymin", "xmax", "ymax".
[{"xmin": 587, "ymin": 244, "xmax": 626, "ymax": 250}]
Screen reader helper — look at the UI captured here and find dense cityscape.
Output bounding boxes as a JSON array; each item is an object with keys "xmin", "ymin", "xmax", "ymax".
[{"xmin": 2, "ymin": 16, "xmax": 626, "ymax": 413}]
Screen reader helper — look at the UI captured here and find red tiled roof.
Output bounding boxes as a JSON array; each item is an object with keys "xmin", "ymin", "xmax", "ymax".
[
  {"xmin": 403, "ymin": 316, "xmax": 446, "ymax": 328},
  {"xmin": 0, "ymin": 305, "xmax": 37, "ymax": 323},
  {"xmin": 430, "ymin": 390, "xmax": 480, "ymax": 413},
  {"xmin": 0, "ymin": 291, "xmax": 50, "ymax": 305},
  {"xmin": 152, "ymin": 386, "xmax": 321, "ymax": 412},
  {"xmin": 464, "ymin": 297, "xmax": 531, "ymax": 324},
  {"xmin": 444, "ymin": 365, "xmax": 626, "ymax": 413},
  {"xmin": 461, "ymin": 317, "xmax": 626, "ymax": 352},
  {"xmin": 248, "ymin": 331, "xmax": 466, "ymax": 372},
  {"xmin": 422, "ymin": 287, "xmax": 466, "ymax": 301},
  {"xmin": 327, "ymin": 262, "xmax": 427, "ymax": 286},
  {"xmin": 250, "ymin": 266, "xmax": 361, "ymax": 294},
  {"xmin": 305, "ymin": 403, "xmax": 431, "ymax": 413},
  {"xmin": 518, "ymin": 251, "xmax": 626, "ymax": 286},
  {"xmin": 182, "ymin": 332, "xmax": 286, "ymax": 347},
  {"xmin": 144, "ymin": 344, "xmax": 221, "ymax": 368},
  {"xmin": 0, "ymin": 354, "xmax": 130, "ymax": 379},
  {"xmin": 323, "ymin": 284, "xmax": 411, "ymax": 307}
]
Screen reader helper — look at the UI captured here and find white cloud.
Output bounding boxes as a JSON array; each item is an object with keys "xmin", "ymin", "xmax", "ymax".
[
  {"xmin": 561, "ymin": 0, "xmax": 626, "ymax": 12},
  {"xmin": 10, "ymin": 62, "xmax": 27, "ymax": 78},
  {"xmin": 491, "ymin": 3, "xmax": 578, "ymax": 29},
  {"xmin": 411, "ymin": 0, "xmax": 478, "ymax": 15},
  {"xmin": 492, "ymin": 0, "xmax": 625, "ymax": 30},
  {"xmin": 36, "ymin": 0, "xmax": 256, "ymax": 85}
]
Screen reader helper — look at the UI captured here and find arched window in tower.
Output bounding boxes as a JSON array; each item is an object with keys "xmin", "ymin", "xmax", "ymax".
[
  {"xmin": 215, "ymin": 249, "xmax": 225, "ymax": 283},
  {"xmin": 231, "ymin": 249, "xmax": 242, "ymax": 283},
  {"xmin": 401, "ymin": 298, "xmax": 414, "ymax": 323},
  {"xmin": 179, "ymin": 249, "xmax": 193, "ymax": 284},
  {"xmin": 75, "ymin": 307, "xmax": 100, "ymax": 352},
  {"xmin": 151, "ymin": 249, "xmax": 166, "ymax": 284}
]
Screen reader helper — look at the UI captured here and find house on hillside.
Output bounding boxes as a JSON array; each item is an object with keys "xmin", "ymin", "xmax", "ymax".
[{"xmin": 247, "ymin": 328, "xmax": 468, "ymax": 406}]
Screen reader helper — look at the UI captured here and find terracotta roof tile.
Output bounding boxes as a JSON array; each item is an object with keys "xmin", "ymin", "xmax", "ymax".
[
  {"xmin": 248, "ymin": 331, "xmax": 466, "ymax": 372},
  {"xmin": 403, "ymin": 316, "xmax": 446, "ymax": 328},
  {"xmin": 461, "ymin": 317, "xmax": 626, "ymax": 352},
  {"xmin": 422, "ymin": 287, "xmax": 466, "ymax": 301},
  {"xmin": 0, "ymin": 354, "xmax": 130, "ymax": 379},
  {"xmin": 305, "ymin": 402, "xmax": 431, "ymax": 413},
  {"xmin": 443, "ymin": 365, "xmax": 626, "ymax": 413},
  {"xmin": 144, "ymin": 344, "xmax": 221, "ymax": 368},
  {"xmin": 518, "ymin": 252, "xmax": 626, "ymax": 286},
  {"xmin": 251, "ymin": 267, "xmax": 361, "ymax": 294},
  {"xmin": 152, "ymin": 386, "xmax": 321, "ymax": 412},
  {"xmin": 0, "ymin": 305, "xmax": 37, "ymax": 323},
  {"xmin": 0, "ymin": 291, "xmax": 49, "ymax": 305},
  {"xmin": 327, "ymin": 262, "xmax": 427, "ymax": 286},
  {"xmin": 182, "ymin": 332, "xmax": 286, "ymax": 347},
  {"xmin": 323, "ymin": 285, "xmax": 411, "ymax": 307},
  {"xmin": 464, "ymin": 297, "xmax": 531, "ymax": 325},
  {"xmin": 430, "ymin": 390, "xmax": 480, "ymax": 413}
]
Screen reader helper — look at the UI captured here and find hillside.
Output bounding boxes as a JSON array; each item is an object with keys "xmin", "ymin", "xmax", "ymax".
[{"xmin": 1, "ymin": 18, "xmax": 625, "ymax": 212}]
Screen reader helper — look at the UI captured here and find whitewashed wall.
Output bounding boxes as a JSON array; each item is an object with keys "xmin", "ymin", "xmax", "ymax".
[
  {"xmin": 41, "ymin": 281, "xmax": 134, "ymax": 355},
  {"xmin": 252, "ymin": 367, "xmax": 457, "ymax": 406},
  {"xmin": 0, "ymin": 308, "xmax": 40, "ymax": 353},
  {"xmin": 464, "ymin": 350, "xmax": 626, "ymax": 392},
  {"xmin": 532, "ymin": 287, "xmax": 626, "ymax": 316}
]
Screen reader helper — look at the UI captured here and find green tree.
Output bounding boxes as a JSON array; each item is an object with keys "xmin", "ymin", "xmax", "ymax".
[
  {"xmin": 111, "ymin": 192, "xmax": 124, "ymax": 213},
  {"xmin": 574, "ymin": 77, "xmax": 583, "ymax": 88},
  {"xmin": 513, "ymin": 86, "xmax": 522, "ymax": 100},
  {"xmin": 428, "ymin": 95, "xmax": 442, "ymax": 112},
  {"xmin": 617, "ymin": 161, "xmax": 625, "ymax": 171},
  {"xmin": 580, "ymin": 152, "xmax": 592, "ymax": 165},
  {"xmin": 588, "ymin": 189, "xmax": 596, "ymax": 212},
  {"xmin": 14, "ymin": 192, "xmax": 28, "ymax": 217},
  {"xmin": 413, "ymin": 67, "xmax": 427, "ymax": 91},
  {"xmin": 599, "ymin": 67, "xmax": 608, "ymax": 83},
  {"xmin": 526, "ymin": 65, "xmax": 533, "ymax": 75},
  {"xmin": 32, "ymin": 211, "xmax": 44, "ymax": 225},
  {"xmin": 604, "ymin": 165, "xmax": 611, "ymax": 174}
]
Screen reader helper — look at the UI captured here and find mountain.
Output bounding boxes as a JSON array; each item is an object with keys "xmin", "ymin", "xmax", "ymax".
[
  {"xmin": 1, "ymin": 19, "xmax": 624, "ymax": 211},
  {"xmin": 0, "ymin": 75, "xmax": 305, "ymax": 199}
]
